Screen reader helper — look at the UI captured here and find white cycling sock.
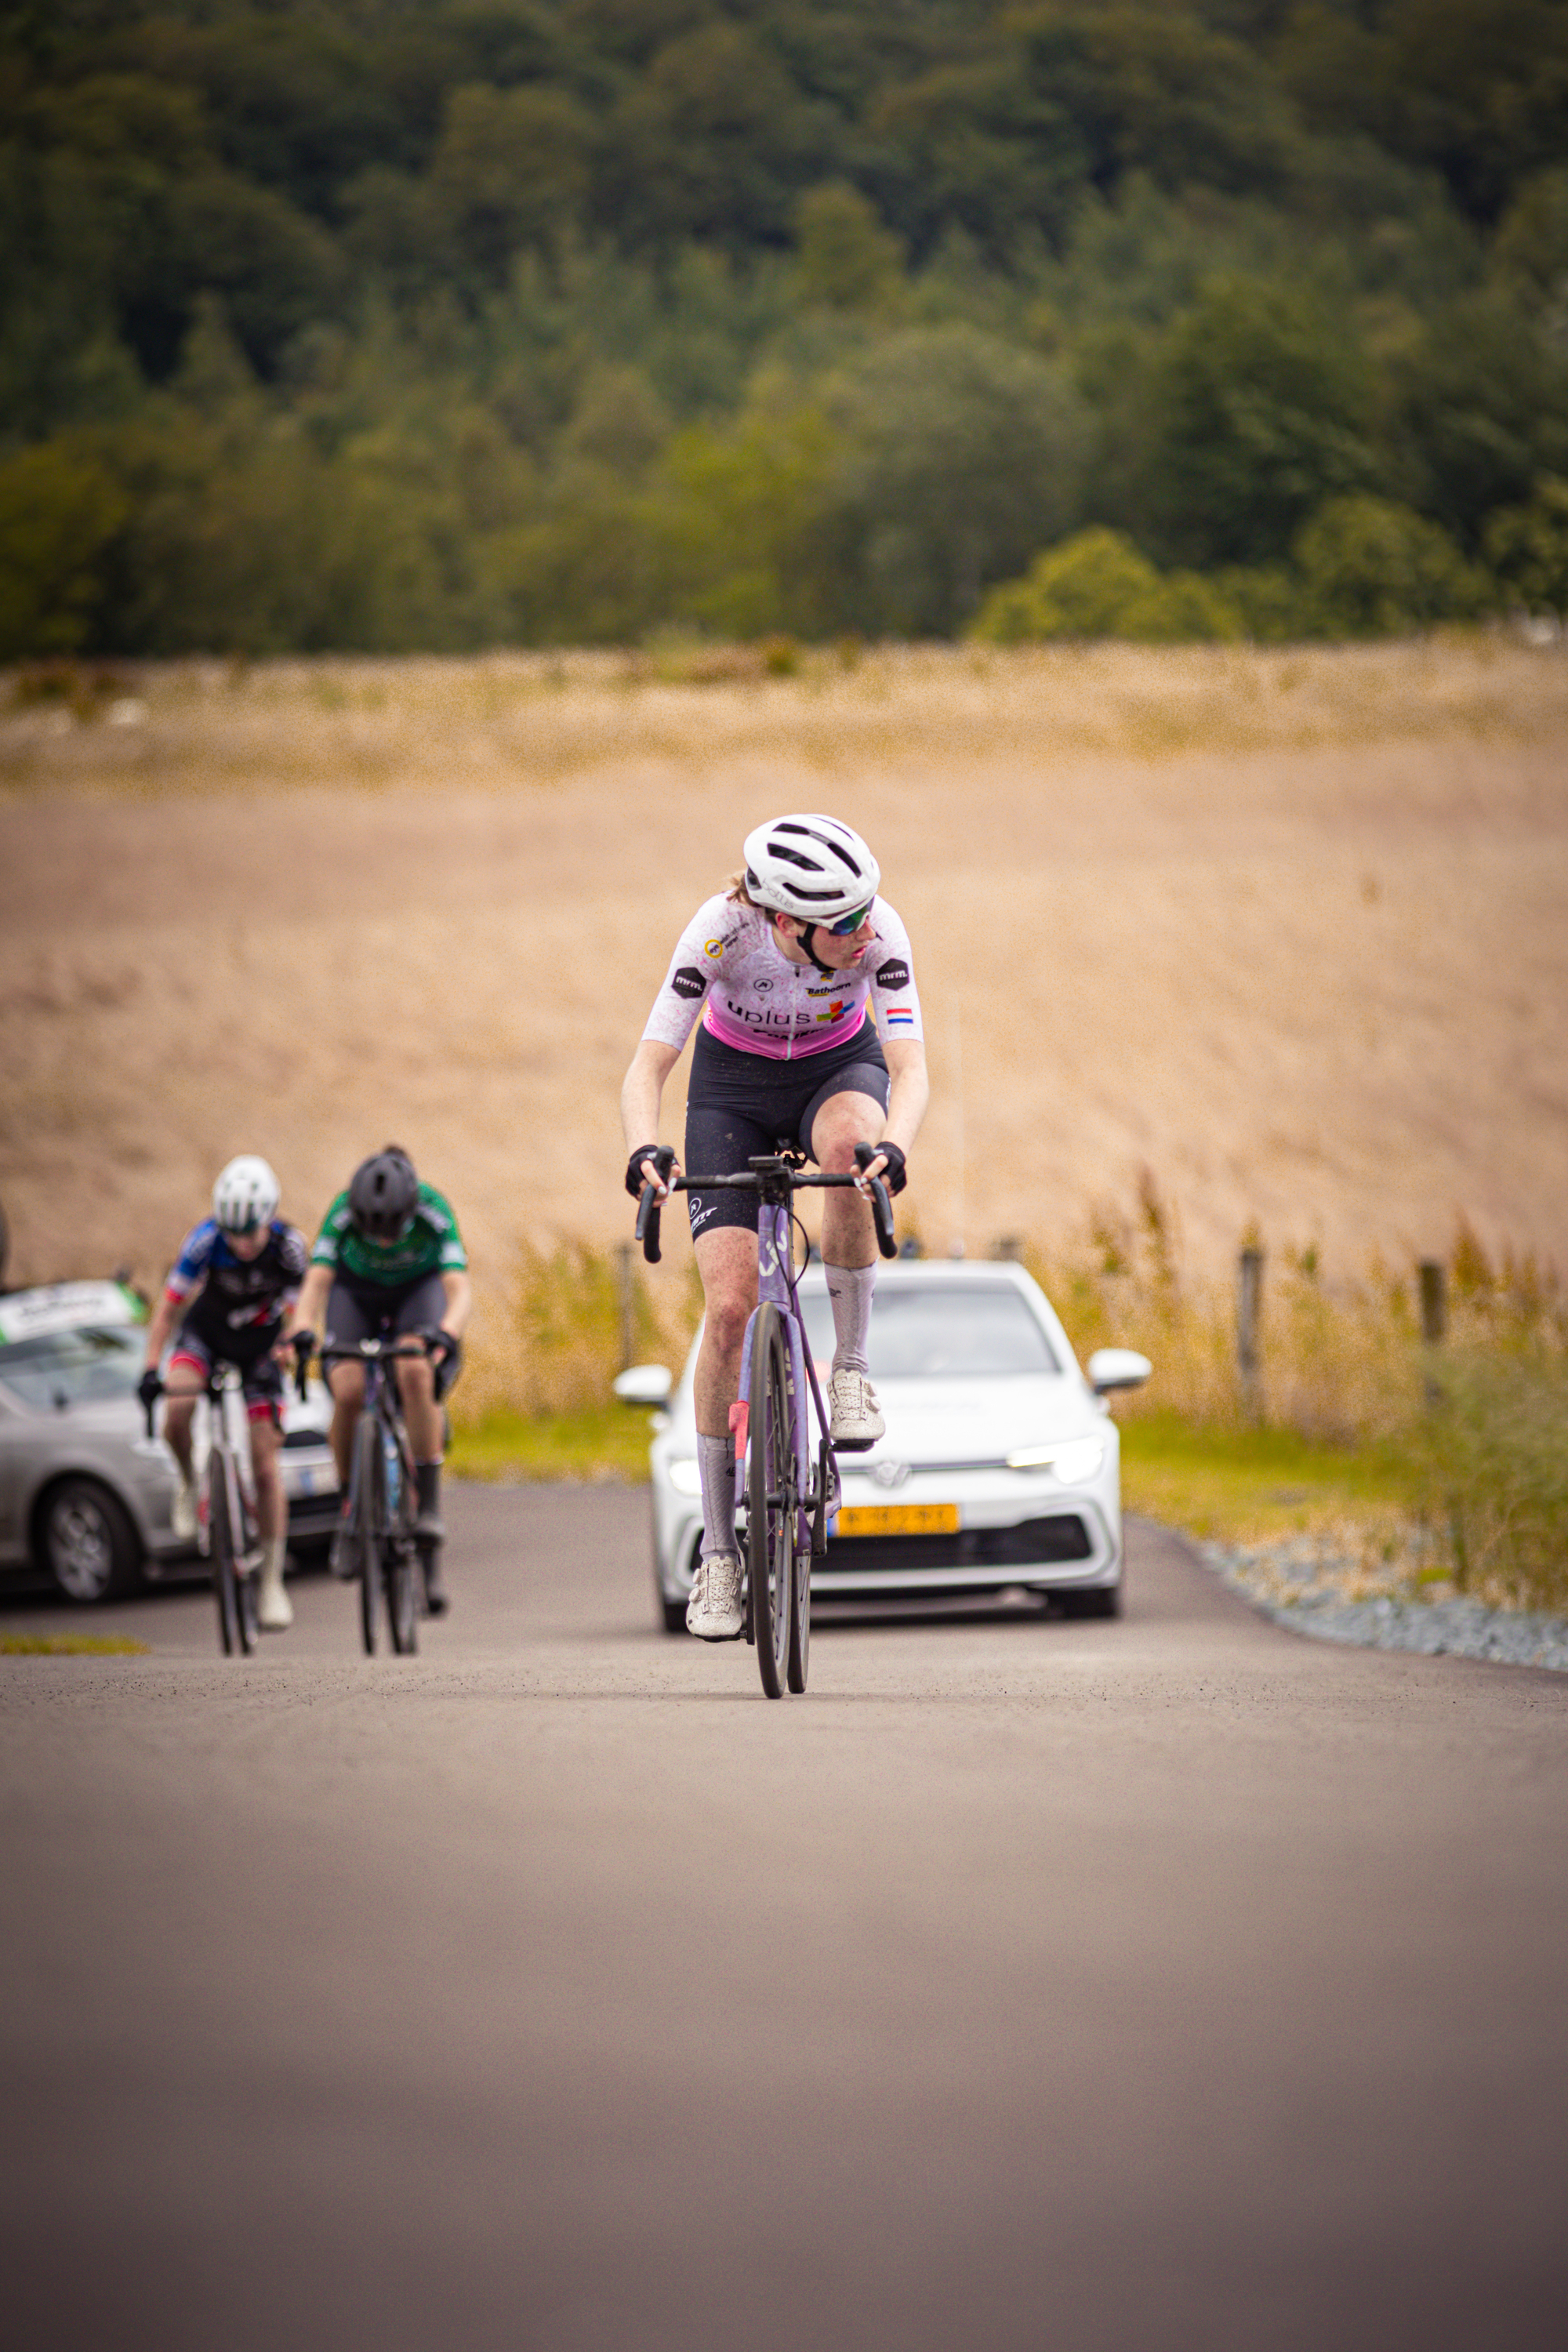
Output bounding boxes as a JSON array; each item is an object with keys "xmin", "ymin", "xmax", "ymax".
[
  {"xmin": 826, "ymin": 1261, "xmax": 877, "ymax": 1376},
  {"xmin": 697, "ymin": 1432, "xmax": 738, "ymax": 1559}
]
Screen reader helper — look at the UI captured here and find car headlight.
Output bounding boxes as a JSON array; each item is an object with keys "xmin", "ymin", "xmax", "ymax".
[
  {"xmin": 1005, "ymin": 1439, "xmax": 1105, "ymax": 1483},
  {"xmin": 666, "ymin": 1457, "xmax": 702, "ymax": 1496}
]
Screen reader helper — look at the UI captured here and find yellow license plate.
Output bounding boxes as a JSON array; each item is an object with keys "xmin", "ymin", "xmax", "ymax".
[{"xmin": 834, "ymin": 1502, "xmax": 960, "ymax": 1538}]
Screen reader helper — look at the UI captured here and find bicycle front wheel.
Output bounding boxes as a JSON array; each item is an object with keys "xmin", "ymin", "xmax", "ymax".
[
  {"xmin": 355, "ymin": 1414, "xmax": 383, "ymax": 1657},
  {"xmin": 209, "ymin": 1452, "xmax": 239, "ymax": 1657},
  {"xmin": 746, "ymin": 1304, "xmax": 796, "ymax": 1700}
]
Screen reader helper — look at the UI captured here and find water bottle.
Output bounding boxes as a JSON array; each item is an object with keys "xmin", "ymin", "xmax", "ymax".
[{"xmin": 383, "ymin": 1427, "xmax": 401, "ymax": 1517}]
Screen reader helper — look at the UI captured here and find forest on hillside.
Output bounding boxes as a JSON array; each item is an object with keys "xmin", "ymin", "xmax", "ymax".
[{"xmin": 4, "ymin": 0, "xmax": 1568, "ymax": 655}]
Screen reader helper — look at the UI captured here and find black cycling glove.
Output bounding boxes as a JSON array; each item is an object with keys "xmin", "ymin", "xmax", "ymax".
[
  {"xmin": 626, "ymin": 1145, "xmax": 662, "ymax": 1200},
  {"xmin": 137, "ymin": 1367, "xmax": 162, "ymax": 1410},
  {"xmin": 871, "ymin": 1142, "xmax": 908, "ymax": 1195},
  {"xmin": 429, "ymin": 1330, "xmax": 463, "ymax": 1400}
]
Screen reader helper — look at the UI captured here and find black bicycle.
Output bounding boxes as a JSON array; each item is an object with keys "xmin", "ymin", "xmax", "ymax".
[
  {"xmin": 144, "ymin": 1363, "xmax": 260, "ymax": 1657},
  {"xmin": 636, "ymin": 1144, "xmax": 896, "ymax": 1699},
  {"xmin": 304, "ymin": 1335, "xmax": 430, "ymax": 1657}
]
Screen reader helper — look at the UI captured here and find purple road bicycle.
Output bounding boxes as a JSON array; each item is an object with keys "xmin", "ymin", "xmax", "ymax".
[{"xmin": 637, "ymin": 1144, "xmax": 897, "ymax": 1700}]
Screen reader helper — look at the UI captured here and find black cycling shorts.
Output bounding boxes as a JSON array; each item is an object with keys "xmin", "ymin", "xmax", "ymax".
[
  {"xmin": 324, "ymin": 1270, "xmax": 450, "ymax": 1366},
  {"xmin": 684, "ymin": 1018, "xmax": 890, "ymax": 1239},
  {"xmin": 169, "ymin": 1321, "xmax": 284, "ymax": 1424}
]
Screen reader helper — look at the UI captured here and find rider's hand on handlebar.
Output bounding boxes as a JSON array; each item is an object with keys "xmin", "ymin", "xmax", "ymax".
[
  {"xmin": 626, "ymin": 1145, "xmax": 680, "ymax": 1201},
  {"xmin": 854, "ymin": 1140, "xmax": 907, "ymax": 1196}
]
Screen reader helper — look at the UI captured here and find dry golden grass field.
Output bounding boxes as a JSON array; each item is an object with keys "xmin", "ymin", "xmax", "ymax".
[{"xmin": 3, "ymin": 637, "xmax": 1566, "ymax": 1338}]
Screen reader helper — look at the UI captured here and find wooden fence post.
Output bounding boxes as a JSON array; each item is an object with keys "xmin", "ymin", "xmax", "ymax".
[
  {"xmin": 1418, "ymin": 1258, "xmax": 1446, "ymax": 1405},
  {"xmin": 1237, "ymin": 1246, "xmax": 1265, "ymax": 1419}
]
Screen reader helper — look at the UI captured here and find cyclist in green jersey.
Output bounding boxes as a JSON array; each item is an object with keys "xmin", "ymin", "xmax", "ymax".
[{"xmin": 292, "ymin": 1145, "xmax": 470, "ymax": 1615}]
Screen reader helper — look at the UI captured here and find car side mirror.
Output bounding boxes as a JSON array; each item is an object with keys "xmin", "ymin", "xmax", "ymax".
[
  {"xmin": 612, "ymin": 1363, "xmax": 673, "ymax": 1406},
  {"xmin": 1087, "ymin": 1348, "xmax": 1152, "ymax": 1395}
]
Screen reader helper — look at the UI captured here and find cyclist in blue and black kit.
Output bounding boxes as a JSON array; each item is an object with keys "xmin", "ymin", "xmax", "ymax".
[
  {"xmin": 292, "ymin": 1145, "xmax": 471, "ymax": 1617},
  {"xmin": 140, "ymin": 1156, "xmax": 307, "ymax": 1632}
]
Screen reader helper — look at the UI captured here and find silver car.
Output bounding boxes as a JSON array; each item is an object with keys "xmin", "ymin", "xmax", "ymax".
[
  {"xmin": 0, "ymin": 1281, "xmax": 340, "ymax": 1603},
  {"xmin": 621, "ymin": 1258, "xmax": 1151, "ymax": 1633}
]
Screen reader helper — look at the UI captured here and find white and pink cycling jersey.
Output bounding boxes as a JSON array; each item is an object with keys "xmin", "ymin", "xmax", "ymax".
[{"xmin": 642, "ymin": 894, "xmax": 924, "ymax": 1062}]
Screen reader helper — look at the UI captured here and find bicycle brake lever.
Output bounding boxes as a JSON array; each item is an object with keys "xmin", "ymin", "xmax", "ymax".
[
  {"xmin": 853, "ymin": 1145, "xmax": 898, "ymax": 1258},
  {"xmin": 636, "ymin": 1145, "xmax": 677, "ymax": 1265}
]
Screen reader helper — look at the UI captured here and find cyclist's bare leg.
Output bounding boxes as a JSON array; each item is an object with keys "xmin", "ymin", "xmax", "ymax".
[
  {"xmin": 692, "ymin": 1226, "xmax": 760, "ymax": 1438},
  {"xmin": 248, "ymin": 1413, "xmax": 285, "ymax": 1540},
  {"xmin": 394, "ymin": 1352, "xmax": 441, "ymax": 1461},
  {"xmin": 811, "ymin": 1090, "xmax": 887, "ymax": 1271},
  {"xmin": 160, "ymin": 1380, "xmax": 202, "ymax": 1483},
  {"xmin": 326, "ymin": 1359, "xmax": 365, "ymax": 1484},
  {"xmin": 688, "ymin": 1225, "xmax": 756, "ymax": 1624},
  {"xmin": 811, "ymin": 1088, "xmax": 889, "ymax": 1435}
]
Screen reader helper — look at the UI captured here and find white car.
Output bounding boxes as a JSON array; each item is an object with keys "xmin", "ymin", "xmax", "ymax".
[
  {"xmin": 0, "ymin": 1280, "xmax": 339, "ymax": 1602},
  {"xmin": 622, "ymin": 1258, "xmax": 1150, "ymax": 1634}
]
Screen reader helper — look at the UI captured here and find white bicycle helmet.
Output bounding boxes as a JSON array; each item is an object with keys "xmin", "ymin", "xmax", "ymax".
[
  {"xmin": 742, "ymin": 814, "xmax": 880, "ymax": 923},
  {"xmin": 212, "ymin": 1154, "xmax": 280, "ymax": 1233}
]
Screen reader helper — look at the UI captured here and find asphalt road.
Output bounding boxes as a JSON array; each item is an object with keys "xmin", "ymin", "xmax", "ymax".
[{"xmin": 3, "ymin": 1490, "xmax": 1566, "ymax": 2352}]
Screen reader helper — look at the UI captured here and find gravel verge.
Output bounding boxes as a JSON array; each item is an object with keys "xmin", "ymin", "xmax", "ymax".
[{"xmin": 1201, "ymin": 1534, "xmax": 1568, "ymax": 1674}]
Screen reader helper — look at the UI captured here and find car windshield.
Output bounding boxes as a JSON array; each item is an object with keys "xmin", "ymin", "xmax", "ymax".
[
  {"xmin": 799, "ymin": 1284, "xmax": 1059, "ymax": 1378},
  {"xmin": 0, "ymin": 1326, "xmax": 143, "ymax": 1410}
]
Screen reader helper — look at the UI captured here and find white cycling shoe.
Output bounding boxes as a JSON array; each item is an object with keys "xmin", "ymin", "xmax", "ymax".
[
  {"xmin": 828, "ymin": 1367, "xmax": 884, "ymax": 1449},
  {"xmin": 171, "ymin": 1475, "xmax": 198, "ymax": 1542},
  {"xmin": 687, "ymin": 1552, "xmax": 744, "ymax": 1640},
  {"xmin": 257, "ymin": 1544, "xmax": 293, "ymax": 1632}
]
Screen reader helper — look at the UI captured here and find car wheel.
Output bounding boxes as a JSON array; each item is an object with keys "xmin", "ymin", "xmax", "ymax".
[
  {"xmin": 1058, "ymin": 1582, "xmax": 1122, "ymax": 1621},
  {"xmin": 659, "ymin": 1588, "xmax": 687, "ymax": 1635},
  {"xmin": 38, "ymin": 1478, "xmax": 143, "ymax": 1604}
]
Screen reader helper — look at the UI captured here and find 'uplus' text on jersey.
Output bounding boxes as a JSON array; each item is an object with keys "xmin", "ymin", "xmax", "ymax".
[
  {"xmin": 165, "ymin": 1220, "xmax": 308, "ymax": 1338},
  {"xmin": 643, "ymin": 897, "xmax": 924, "ymax": 1062}
]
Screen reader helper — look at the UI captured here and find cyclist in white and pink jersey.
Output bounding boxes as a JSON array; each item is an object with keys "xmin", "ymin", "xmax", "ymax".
[{"xmin": 622, "ymin": 815, "xmax": 930, "ymax": 1640}]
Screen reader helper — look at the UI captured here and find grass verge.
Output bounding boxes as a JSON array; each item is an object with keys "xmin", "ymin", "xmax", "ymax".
[
  {"xmin": 448, "ymin": 1403, "xmax": 657, "ymax": 1483},
  {"xmin": 0, "ymin": 1632, "xmax": 151, "ymax": 1655},
  {"xmin": 1117, "ymin": 1412, "xmax": 1414, "ymax": 1548}
]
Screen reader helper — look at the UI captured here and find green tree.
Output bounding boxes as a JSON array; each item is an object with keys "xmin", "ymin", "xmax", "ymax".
[
  {"xmin": 1485, "ymin": 477, "xmax": 1568, "ymax": 615},
  {"xmin": 0, "ymin": 439, "xmax": 127, "ymax": 656},
  {"xmin": 822, "ymin": 325, "xmax": 1089, "ymax": 633},
  {"xmin": 1492, "ymin": 169, "xmax": 1568, "ymax": 314},
  {"xmin": 1294, "ymin": 492, "xmax": 1492, "ymax": 636},
  {"xmin": 971, "ymin": 527, "xmax": 1160, "ymax": 641},
  {"xmin": 1389, "ymin": 291, "xmax": 1568, "ymax": 549},
  {"xmin": 430, "ymin": 82, "xmax": 593, "ymax": 282},
  {"xmin": 1140, "ymin": 274, "xmax": 1378, "ymax": 568},
  {"xmin": 791, "ymin": 181, "xmax": 904, "ymax": 311},
  {"xmin": 605, "ymin": 22, "xmax": 829, "ymax": 250}
]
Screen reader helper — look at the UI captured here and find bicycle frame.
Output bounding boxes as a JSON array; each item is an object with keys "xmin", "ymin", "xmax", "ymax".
[
  {"xmin": 199, "ymin": 1367, "xmax": 257, "ymax": 1548},
  {"xmin": 312, "ymin": 1334, "xmax": 428, "ymax": 1656},
  {"xmin": 323, "ymin": 1341, "xmax": 419, "ymax": 1538},
  {"xmin": 729, "ymin": 1178, "xmax": 840, "ymax": 1557}
]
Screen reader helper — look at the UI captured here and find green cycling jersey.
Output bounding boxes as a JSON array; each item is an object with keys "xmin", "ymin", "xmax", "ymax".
[{"xmin": 310, "ymin": 1182, "xmax": 467, "ymax": 1287}]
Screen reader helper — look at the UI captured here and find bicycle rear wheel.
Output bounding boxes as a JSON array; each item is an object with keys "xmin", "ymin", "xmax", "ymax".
[
  {"xmin": 209, "ymin": 1453, "xmax": 238, "ymax": 1657},
  {"xmin": 746, "ymin": 1304, "xmax": 795, "ymax": 1700},
  {"xmin": 355, "ymin": 1414, "xmax": 383, "ymax": 1656}
]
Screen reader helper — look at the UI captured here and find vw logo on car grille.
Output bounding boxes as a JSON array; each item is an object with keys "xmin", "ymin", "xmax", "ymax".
[{"xmin": 871, "ymin": 1458, "xmax": 912, "ymax": 1490}]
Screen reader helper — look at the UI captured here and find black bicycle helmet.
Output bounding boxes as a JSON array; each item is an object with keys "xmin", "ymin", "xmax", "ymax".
[{"xmin": 348, "ymin": 1145, "xmax": 419, "ymax": 1241}]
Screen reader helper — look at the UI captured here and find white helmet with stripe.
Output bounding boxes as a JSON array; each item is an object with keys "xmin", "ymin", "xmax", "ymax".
[
  {"xmin": 212, "ymin": 1155, "xmax": 280, "ymax": 1233},
  {"xmin": 742, "ymin": 814, "xmax": 880, "ymax": 923}
]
